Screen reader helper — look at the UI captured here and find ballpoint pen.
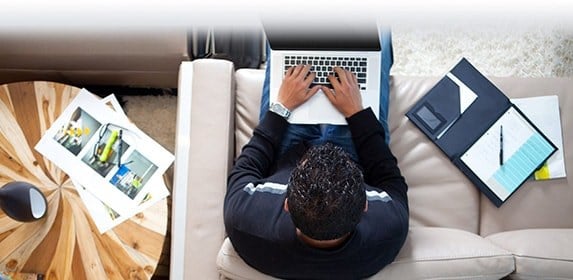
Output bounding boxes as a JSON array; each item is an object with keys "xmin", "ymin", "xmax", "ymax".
[{"xmin": 499, "ymin": 125, "xmax": 504, "ymax": 166}]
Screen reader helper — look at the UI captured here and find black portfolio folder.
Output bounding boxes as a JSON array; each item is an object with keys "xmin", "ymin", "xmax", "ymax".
[{"xmin": 406, "ymin": 58, "xmax": 557, "ymax": 207}]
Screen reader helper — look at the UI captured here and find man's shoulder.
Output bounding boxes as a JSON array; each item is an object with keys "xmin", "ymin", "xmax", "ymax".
[
  {"xmin": 361, "ymin": 186, "xmax": 409, "ymax": 238},
  {"xmin": 224, "ymin": 180, "xmax": 289, "ymax": 227},
  {"xmin": 242, "ymin": 181, "xmax": 288, "ymax": 195}
]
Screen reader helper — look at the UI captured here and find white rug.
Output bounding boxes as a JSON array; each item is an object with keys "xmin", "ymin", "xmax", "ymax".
[{"xmin": 392, "ymin": 25, "xmax": 573, "ymax": 78}]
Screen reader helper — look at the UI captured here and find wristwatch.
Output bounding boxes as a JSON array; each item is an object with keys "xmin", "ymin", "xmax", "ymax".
[{"xmin": 269, "ymin": 102, "xmax": 291, "ymax": 119}]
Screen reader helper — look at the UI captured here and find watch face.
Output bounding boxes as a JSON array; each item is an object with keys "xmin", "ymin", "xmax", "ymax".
[{"xmin": 271, "ymin": 103, "xmax": 290, "ymax": 118}]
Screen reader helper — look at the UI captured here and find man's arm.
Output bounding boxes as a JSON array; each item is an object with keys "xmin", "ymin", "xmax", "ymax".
[
  {"xmin": 226, "ymin": 112, "xmax": 287, "ymax": 197},
  {"xmin": 347, "ymin": 109, "xmax": 407, "ymax": 204},
  {"xmin": 323, "ymin": 67, "xmax": 407, "ymax": 204},
  {"xmin": 226, "ymin": 65, "xmax": 321, "ymax": 199}
]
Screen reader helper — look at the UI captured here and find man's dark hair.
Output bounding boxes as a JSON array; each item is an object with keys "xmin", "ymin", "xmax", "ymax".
[{"xmin": 287, "ymin": 142, "xmax": 366, "ymax": 241}]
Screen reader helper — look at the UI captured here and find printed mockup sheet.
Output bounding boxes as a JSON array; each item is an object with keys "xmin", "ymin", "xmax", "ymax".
[
  {"xmin": 35, "ymin": 89, "xmax": 174, "ymax": 217},
  {"xmin": 66, "ymin": 94, "xmax": 170, "ymax": 233}
]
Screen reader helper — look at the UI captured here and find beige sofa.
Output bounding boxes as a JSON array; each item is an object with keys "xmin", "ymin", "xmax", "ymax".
[
  {"xmin": 0, "ymin": 29, "xmax": 189, "ymax": 88},
  {"xmin": 172, "ymin": 59, "xmax": 573, "ymax": 279}
]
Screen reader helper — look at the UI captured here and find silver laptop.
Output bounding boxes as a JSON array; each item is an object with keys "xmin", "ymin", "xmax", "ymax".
[{"xmin": 265, "ymin": 22, "xmax": 382, "ymax": 124}]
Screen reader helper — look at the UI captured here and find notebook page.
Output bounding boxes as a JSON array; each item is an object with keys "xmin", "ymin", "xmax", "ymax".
[
  {"xmin": 461, "ymin": 106, "xmax": 555, "ymax": 201},
  {"xmin": 512, "ymin": 95, "xmax": 566, "ymax": 180}
]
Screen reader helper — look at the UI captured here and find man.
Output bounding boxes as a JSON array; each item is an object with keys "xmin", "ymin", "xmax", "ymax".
[{"xmin": 224, "ymin": 60, "xmax": 409, "ymax": 278}]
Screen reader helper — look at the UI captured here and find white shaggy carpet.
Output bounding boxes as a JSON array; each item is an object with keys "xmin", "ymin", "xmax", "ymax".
[{"xmin": 391, "ymin": 25, "xmax": 573, "ymax": 78}]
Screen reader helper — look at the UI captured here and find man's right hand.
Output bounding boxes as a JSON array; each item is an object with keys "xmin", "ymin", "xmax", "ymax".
[
  {"xmin": 277, "ymin": 65, "xmax": 321, "ymax": 111},
  {"xmin": 322, "ymin": 67, "xmax": 364, "ymax": 118}
]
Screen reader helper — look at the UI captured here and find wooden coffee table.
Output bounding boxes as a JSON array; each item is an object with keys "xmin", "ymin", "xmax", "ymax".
[{"xmin": 0, "ymin": 81, "xmax": 168, "ymax": 279}]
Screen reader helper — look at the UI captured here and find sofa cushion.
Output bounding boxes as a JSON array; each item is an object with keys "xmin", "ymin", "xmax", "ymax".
[
  {"xmin": 217, "ymin": 238, "xmax": 279, "ymax": 280},
  {"xmin": 234, "ymin": 71, "xmax": 482, "ymax": 234},
  {"xmin": 235, "ymin": 68, "xmax": 264, "ymax": 157},
  {"xmin": 389, "ymin": 76, "xmax": 482, "ymax": 233},
  {"xmin": 217, "ymin": 227, "xmax": 514, "ymax": 280},
  {"xmin": 487, "ymin": 229, "xmax": 573, "ymax": 280}
]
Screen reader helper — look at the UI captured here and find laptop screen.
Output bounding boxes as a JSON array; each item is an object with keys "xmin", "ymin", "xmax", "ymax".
[{"xmin": 264, "ymin": 20, "xmax": 381, "ymax": 51}]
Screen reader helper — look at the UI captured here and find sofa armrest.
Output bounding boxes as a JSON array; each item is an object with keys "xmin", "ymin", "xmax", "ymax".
[{"xmin": 171, "ymin": 59, "xmax": 235, "ymax": 279}]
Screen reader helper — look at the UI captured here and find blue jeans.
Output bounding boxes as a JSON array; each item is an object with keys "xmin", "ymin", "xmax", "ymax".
[{"xmin": 260, "ymin": 29, "xmax": 394, "ymax": 160}]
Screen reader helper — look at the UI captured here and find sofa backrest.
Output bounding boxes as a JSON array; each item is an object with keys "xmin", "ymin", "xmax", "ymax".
[
  {"xmin": 0, "ymin": 29, "xmax": 189, "ymax": 88},
  {"xmin": 234, "ymin": 69, "xmax": 481, "ymax": 234},
  {"xmin": 235, "ymin": 69, "xmax": 265, "ymax": 157}
]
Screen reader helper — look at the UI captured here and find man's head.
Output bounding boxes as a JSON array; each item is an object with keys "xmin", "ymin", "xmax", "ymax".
[{"xmin": 285, "ymin": 143, "xmax": 366, "ymax": 241}]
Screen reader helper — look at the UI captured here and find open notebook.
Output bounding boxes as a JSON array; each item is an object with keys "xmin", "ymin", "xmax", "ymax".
[{"xmin": 406, "ymin": 58, "xmax": 558, "ymax": 207}]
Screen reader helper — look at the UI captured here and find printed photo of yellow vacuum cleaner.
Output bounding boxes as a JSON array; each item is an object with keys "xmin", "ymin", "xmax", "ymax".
[
  {"xmin": 81, "ymin": 123, "xmax": 131, "ymax": 177},
  {"xmin": 53, "ymin": 108, "xmax": 101, "ymax": 156}
]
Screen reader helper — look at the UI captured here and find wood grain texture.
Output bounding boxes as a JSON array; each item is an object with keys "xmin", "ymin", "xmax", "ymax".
[{"xmin": 0, "ymin": 82, "xmax": 168, "ymax": 279}]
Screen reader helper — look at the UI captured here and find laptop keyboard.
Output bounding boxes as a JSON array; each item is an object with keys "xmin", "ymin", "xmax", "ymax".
[{"xmin": 283, "ymin": 55, "xmax": 368, "ymax": 90}]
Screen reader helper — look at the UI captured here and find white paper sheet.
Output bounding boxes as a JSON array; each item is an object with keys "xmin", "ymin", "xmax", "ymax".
[
  {"xmin": 74, "ymin": 176, "xmax": 169, "ymax": 233},
  {"xmin": 446, "ymin": 72, "xmax": 478, "ymax": 114},
  {"xmin": 435, "ymin": 72, "xmax": 478, "ymax": 139},
  {"xmin": 512, "ymin": 95, "xmax": 566, "ymax": 180}
]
